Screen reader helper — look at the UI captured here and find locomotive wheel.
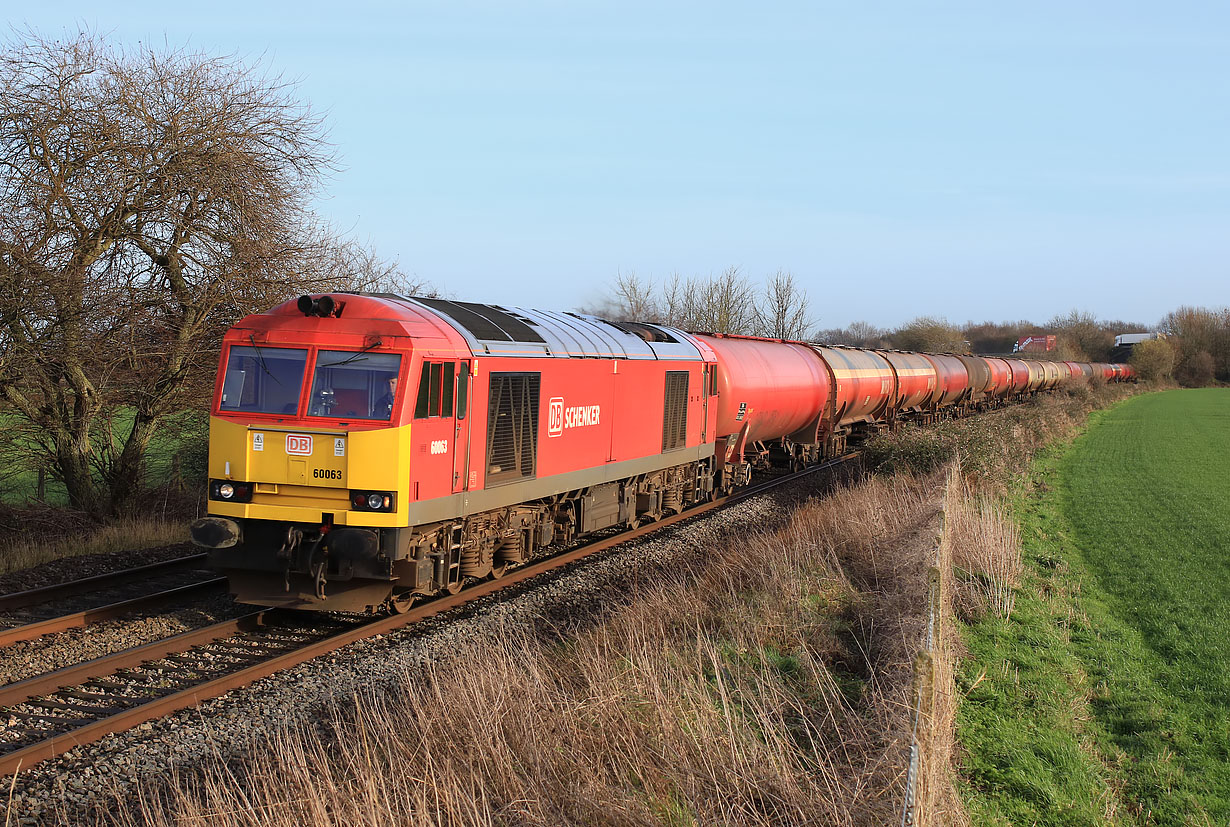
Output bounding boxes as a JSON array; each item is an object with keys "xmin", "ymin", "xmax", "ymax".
[
  {"xmin": 444, "ymin": 579, "xmax": 463, "ymax": 596},
  {"xmin": 390, "ymin": 593, "xmax": 415, "ymax": 614},
  {"xmin": 488, "ymin": 560, "xmax": 509, "ymax": 580}
]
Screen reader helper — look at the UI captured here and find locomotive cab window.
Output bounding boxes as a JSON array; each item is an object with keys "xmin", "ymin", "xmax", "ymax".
[
  {"xmin": 307, "ymin": 350, "xmax": 402, "ymax": 420},
  {"xmin": 219, "ymin": 346, "xmax": 309, "ymax": 416},
  {"xmin": 414, "ymin": 361, "xmax": 456, "ymax": 418},
  {"xmin": 456, "ymin": 362, "xmax": 470, "ymax": 420}
]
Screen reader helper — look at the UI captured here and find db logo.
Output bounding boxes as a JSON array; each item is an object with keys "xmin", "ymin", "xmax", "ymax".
[
  {"xmin": 547, "ymin": 397, "xmax": 564, "ymax": 437},
  {"xmin": 285, "ymin": 434, "xmax": 313, "ymax": 456}
]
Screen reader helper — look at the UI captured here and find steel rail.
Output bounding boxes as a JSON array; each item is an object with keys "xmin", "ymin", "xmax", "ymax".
[
  {"xmin": 0, "ymin": 553, "xmax": 208, "ymax": 613},
  {"xmin": 0, "ymin": 578, "xmax": 227, "ymax": 647},
  {"xmin": 0, "ymin": 611, "xmax": 271, "ymax": 707},
  {"xmin": 0, "ymin": 454, "xmax": 858, "ymax": 776}
]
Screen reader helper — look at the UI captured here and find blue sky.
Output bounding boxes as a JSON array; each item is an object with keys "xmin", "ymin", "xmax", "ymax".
[{"xmin": 15, "ymin": 2, "xmax": 1230, "ymax": 329}]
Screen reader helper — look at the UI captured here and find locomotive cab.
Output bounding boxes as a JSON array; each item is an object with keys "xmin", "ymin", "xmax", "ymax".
[
  {"xmin": 191, "ymin": 293, "xmax": 471, "ymax": 611},
  {"xmin": 193, "ymin": 292, "xmax": 720, "ymax": 613}
]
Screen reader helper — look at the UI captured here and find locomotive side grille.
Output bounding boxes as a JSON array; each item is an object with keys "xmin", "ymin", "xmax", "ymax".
[
  {"xmin": 662, "ymin": 371, "xmax": 689, "ymax": 451},
  {"xmin": 486, "ymin": 373, "xmax": 541, "ymax": 485}
]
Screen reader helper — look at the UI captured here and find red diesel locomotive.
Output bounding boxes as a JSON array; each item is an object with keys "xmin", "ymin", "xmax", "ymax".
[{"xmin": 190, "ymin": 293, "xmax": 1131, "ymax": 612}]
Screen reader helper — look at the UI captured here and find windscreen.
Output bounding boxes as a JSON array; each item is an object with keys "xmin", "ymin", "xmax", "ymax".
[
  {"xmin": 219, "ymin": 346, "xmax": 309, "ymax": 415},
  {"xmin": 308, "ymin": 350, "xmax": 403, "ymax": 421}
]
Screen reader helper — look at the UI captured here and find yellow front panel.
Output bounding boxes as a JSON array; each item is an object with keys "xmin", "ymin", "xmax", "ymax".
[{"xmin": 207, "ymin": 416, "xmax": 412, "ymax": 526}]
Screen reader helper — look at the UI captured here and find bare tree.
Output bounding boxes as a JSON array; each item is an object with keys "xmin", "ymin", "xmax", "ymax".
[
  {"xmin": 754, "ymin": 269, "xmax": 812, "ymax": 340},
  {"xmin": 678, "ymin": 267, "xmax": 758, "ymax": 335},
  {"xmin": 594, "ymin": 267, "xmax": 810, "ymax": 338},
  {"xmin": 608, "ymin": 270, "xmax": 658, "ymax": 321},
  {"xmin": 1047, "ymin": 309, "xmax": 1112, "ymax": 361},
  {"xmin": 0, "ymin": 30, "xmax": 377, "ymax": 514},
  {"xmin": 659, "ymin": 272, "xmax": 686, "ymax": 328}
]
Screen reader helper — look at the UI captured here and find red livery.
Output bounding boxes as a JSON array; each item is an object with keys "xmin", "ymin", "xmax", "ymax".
[{"xmin": 192, "ymin": 293, "xmax": 1134, "ymax": 611}]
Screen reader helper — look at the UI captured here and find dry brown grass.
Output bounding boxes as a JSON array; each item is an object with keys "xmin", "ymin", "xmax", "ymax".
[
  {"xmin": 943, "ymin": 472, "xmax": 1023, "ymax": 621},
  {"xmin": 0, "ymin": 515, "xmax": 187, "ymax": 576},
  {"xmin": 52, "ymin": 474, "xmax": 952, "ymax": 827},
  {"xmin": 912, "ymin": 468, "xmax": 967, "ymax": 827}
]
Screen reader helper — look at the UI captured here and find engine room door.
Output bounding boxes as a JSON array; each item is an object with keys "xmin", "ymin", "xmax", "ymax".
[{"xmin": 453, "ymin": 360, "xmax": 471, "ymax": 493}]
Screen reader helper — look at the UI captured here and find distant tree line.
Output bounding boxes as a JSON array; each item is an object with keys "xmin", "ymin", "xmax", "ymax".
[
  {"xmin": 594, "ymin": 274, "xmax": 1226, "ymax": 390},
  {"xmin": 816, "ymin": 309, "xmax": 1150, "ymax": 362}
]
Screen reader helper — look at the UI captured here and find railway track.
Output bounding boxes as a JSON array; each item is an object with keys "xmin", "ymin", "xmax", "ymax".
[
  {"xmin": 0, "ymin": 554, "xmax": 225, "ymax": 647},
  {"xmin": 0, "ymin": 454, "xmax": 859, "ymax": 776}
]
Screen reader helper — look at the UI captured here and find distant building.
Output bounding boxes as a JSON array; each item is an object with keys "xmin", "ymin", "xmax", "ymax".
[{"xmin": 1015, "ymin": 335, "xmax": 1056, "ymax": 353}]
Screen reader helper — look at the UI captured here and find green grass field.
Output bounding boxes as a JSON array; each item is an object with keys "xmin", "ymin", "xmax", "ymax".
[
  {"xmin": 958, "ymin": 389, "xmax": 1230, "ymax": 825},
  {"xmin": 0, "ymin": 409, "xmax": 207, "ymax": 506}
]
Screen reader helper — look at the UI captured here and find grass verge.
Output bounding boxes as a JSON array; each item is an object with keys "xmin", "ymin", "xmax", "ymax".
[
  {"xmin": 4, "ymin": 382, "xmax": 1139, "ymax": 824},
  {"xmin": 957, "ymin": 388, "xmax": 1230, "ymax": 824},
  {"xmin": 0, "ymin": 513, "xmax": 188, "ymax": 577},
  {"xmin": 39, "ymin": 473, "xmax": 955, "ymax": 826}
]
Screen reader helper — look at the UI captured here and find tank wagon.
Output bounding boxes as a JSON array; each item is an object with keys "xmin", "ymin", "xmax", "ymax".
[{"xmin": 191, "ymin": 293, "xmax": 1131, "ymax": 612}]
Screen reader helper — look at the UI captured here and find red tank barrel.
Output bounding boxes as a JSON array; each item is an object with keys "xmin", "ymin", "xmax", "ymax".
[
  {"xmin": 877, "ymin": 351, "xmax": 937, "ymax": 411},
  {"xmin": 698, "ymin": 335, "xmax": 830, "ymax": 442},
  {"xmin": 810, "ymin": 346, "xmax": 895, "ymax": 427},
  {"xmin": 922, "ymin": 354, "xmax": 969, "ymax": 408}
]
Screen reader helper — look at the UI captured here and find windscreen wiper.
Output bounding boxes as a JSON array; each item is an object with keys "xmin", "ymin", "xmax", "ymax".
[
  {"xmin": 248, "ymin": 334, "xmax": 281, "ymax": 384},
  {"xmin": 320, "ymin": 339, "xmax": 383, "ymax": 368}
]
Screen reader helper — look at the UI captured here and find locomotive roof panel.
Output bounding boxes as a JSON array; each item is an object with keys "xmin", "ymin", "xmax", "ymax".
[
  {"xmin": 390, "ymin": 296, "xmax": 704, "ymax": 360},
  {"xmin": 247, "ymin": 293, "xmax": 706, "ymax": 361}
]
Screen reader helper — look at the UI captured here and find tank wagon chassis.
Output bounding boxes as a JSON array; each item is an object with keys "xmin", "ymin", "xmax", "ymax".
[{"xmin": 192, "ymin": 292, "xmax": 1133, "ymax": 614}]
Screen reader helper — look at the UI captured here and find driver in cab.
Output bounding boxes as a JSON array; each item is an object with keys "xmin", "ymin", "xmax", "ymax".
[{"xmin": 374, "ymin": 376, "xmax": 397, "ymax": 419}]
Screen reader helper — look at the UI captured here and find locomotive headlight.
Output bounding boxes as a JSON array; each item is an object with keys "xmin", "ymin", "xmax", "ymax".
[
  {"xmin": 209, "ymin": 479, "xmax": 253, "ymax": 503},
  {"xmin": 350, "ymin": 490, "xmax": 394, "ymax": 512}
]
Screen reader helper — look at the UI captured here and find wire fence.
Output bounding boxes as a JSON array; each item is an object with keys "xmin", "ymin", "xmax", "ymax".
[{"xmin": 901, "ymin": 493, "xmax": 950, "ymax": 827}]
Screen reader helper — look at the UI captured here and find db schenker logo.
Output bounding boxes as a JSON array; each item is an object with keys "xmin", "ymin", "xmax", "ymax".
[
  {"xmin": 547, "ymin": 397, "xmax": 600, "ymax": 438},
  {"xmin": 286, "ymin": 434, "xmax": 313, "ymax": 455}
]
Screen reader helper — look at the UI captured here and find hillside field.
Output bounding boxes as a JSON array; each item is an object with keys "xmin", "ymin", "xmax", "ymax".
[{"xmin": 958, "ymin": 389, "xmax": 1230, "ymax": 824}]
